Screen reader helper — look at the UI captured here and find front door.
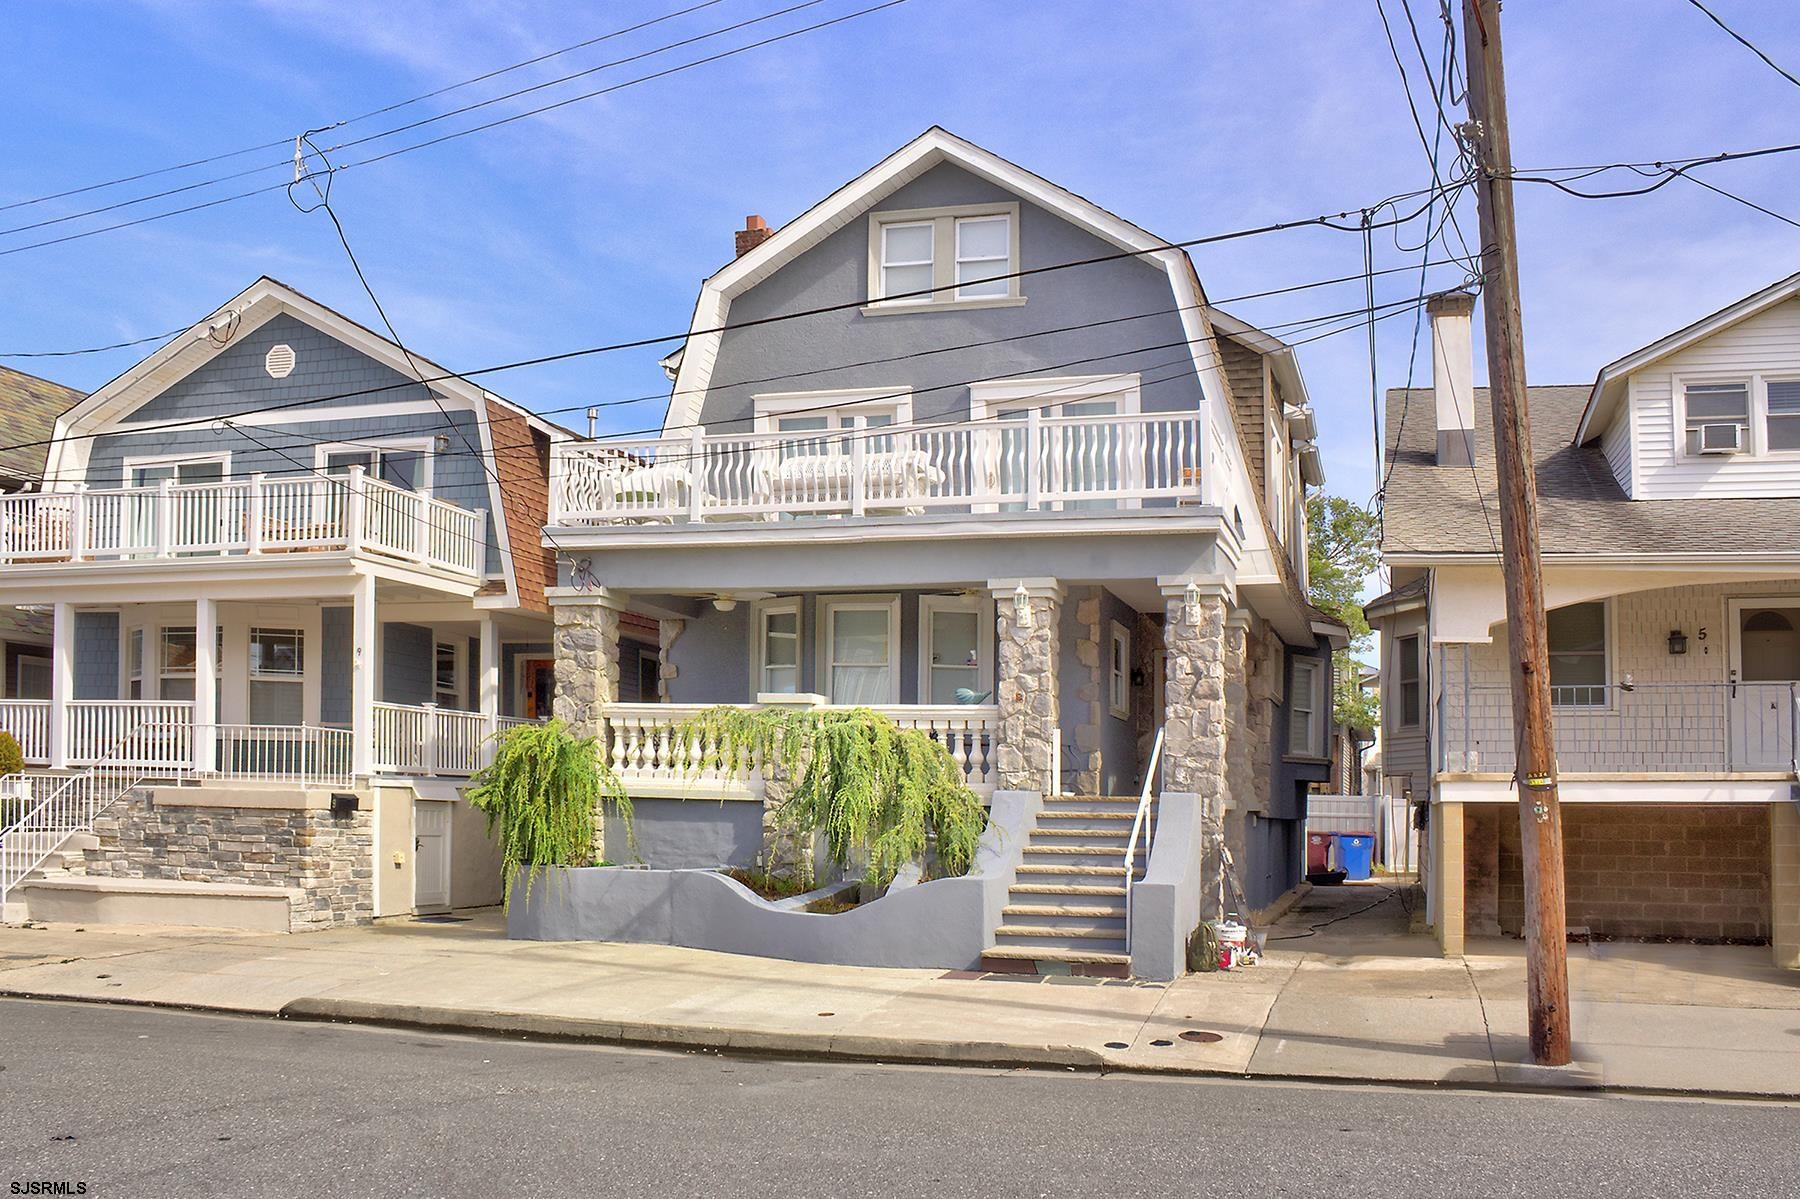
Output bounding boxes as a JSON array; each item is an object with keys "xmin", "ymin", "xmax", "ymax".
[
  {"xmin": 414, "ymin": 801, "xmax": 451, "ymax": 911},
  {"xmin": 521, "ymin": 658, "xmax": 555, "ymax": 720},
  {"xmin": 1727, "ymin": 600, "xmax": 1800, "ymax": 770}
]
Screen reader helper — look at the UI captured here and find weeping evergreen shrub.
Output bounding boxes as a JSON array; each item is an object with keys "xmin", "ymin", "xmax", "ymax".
[
  {"xmin": 674, "ymin": 706, "xmax": 987, "ymax": 887},
  {"xmin": 466, "ymin": 719, "xmax": 631, "ymax": 905}
]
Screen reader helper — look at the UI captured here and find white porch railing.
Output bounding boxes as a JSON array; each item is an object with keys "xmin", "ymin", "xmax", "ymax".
[
  {"xmin": 372, "ymin": 702, "xmax": 508, "ymax": 777},
  {"xmin": 603, "ymin": 702, "xmax": 999, "ymax": 797},
  {"xmin": 0, "ymin": 701, "xmax": 52, "ymax": 763},
  {"xmin": 200, "ymin": 725, "xmax": 355, "ymax": 789},
  {"xmin": 550, "ymin": 410, "xmax": 1207, "ymax": 525},
  {"xmin": 68, "ymin": 701, "xmax": 194, "ymax": 768},
  {"xmin": 0, "ymin": 471, "xmax": 484, "ymax": 578}
]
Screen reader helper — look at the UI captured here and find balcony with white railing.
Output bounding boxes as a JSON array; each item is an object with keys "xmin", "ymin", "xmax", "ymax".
[
  {"xmin": 1440, "ymin": 681, "xmax": 1800, "ymax": 777},
  {"xmin": 604, "ymin": 701, "xmax": 998, "ymax": 798},
  {"xmin": 550, "ymin": 410, "xmax": 1209, "ymax": 527},
  {"xmin": 0, "ymin": 699, "xmax": 540, "ymax": 784},
  {"xmin": 0, "ymin": 467, "xmax": 485, "ymax": 579}
]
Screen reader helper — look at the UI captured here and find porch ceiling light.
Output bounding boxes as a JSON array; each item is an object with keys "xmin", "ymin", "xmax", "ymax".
[
  {"xmin": 712, "ymin": 595, "xmax": 739, "ymax": 612},
  {"xmin": 1012, "ymin": 583, "xmax": 1033, "ymax": 628},
  {"xmin": 1668, "ymin": 629, "xmax": 1688, "ymax": 656}
]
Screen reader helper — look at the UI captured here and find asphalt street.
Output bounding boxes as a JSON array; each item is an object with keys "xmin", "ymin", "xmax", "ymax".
[{"xmin": 1, "ymin": 998, "xmax": 1794, "ymax": 1198}]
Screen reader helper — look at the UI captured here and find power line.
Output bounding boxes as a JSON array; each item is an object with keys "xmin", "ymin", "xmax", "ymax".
[
  {"xmin": 0, "ymin": 0, "xmax": 734, "ymax": 215},
  {"xmin": 0, "ymin": 0, "xmax": 836, "ymax": 240},
  {"xmin": 0, "ymin": 176, "xmax": 1471, "ymax": 456},
  {"xmin": 11, "ymin": 283, "xmax": 1471, "ymax": 488},
  {"xmin": 0, "ymin": 0, "xmax": 912, "ymax": 258},
  {"xmin": 1685, "ymin": 0, "xmax": 1800, "ymax": 90}
]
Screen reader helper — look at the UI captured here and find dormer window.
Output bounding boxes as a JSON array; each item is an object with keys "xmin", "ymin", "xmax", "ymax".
[
  {"xmin": 867, "ymin": 203, "xmax": 1022, "ymax": 312},
  {"xmin": 1682, "ymin": 382, "xmax": 1749, "ymax": 456},
  {"xmin": 1767, "ymin": 380, "xmax": 1800, "ymax": 451}
]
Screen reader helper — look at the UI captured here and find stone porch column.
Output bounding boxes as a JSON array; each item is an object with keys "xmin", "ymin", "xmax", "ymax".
[
  {"xmin": 549, "ymin": 588, "xmax": 624, "ymax": 739},
  {"xmin": 990, "ymin": 578, "xmax": 1061, "ymax": 794},
  {"xmin": 549, "ymin": 587, "xmax": 625, "ymax": 865},
  {"xmin": 1159, "ymin": 581, "xmax": 1228, "ymax": 802}
]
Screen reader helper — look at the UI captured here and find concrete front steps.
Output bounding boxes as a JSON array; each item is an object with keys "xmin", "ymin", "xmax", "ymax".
[
  {"xmin": 982, "ymin": 795, "xmax": 1149, "ymax": 978},
  {"xmin": 0, "ymin": 832, "xmax": 96, "ymax": 924}
]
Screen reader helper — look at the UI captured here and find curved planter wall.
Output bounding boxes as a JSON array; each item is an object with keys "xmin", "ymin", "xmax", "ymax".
[{"xmin": 508, "ymin": 790, "xmax": 1040, "ymax": 971}]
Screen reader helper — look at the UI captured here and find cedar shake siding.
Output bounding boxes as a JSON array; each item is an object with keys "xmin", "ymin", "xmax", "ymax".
[{"xmin": 485, "ymin": 397, "xmax": 555, "ymax": 613}]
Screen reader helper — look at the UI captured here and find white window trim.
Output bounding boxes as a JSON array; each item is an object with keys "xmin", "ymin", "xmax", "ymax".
[
  {"xmin": 816, "ymin": 594, "xmax": 901, "ymax": 705},
  {"xmin": 119, "ymin": 451, "xmax": 232, "ymax": 487},
  {"xmin": 1107, "ymin": 620, "xmax": 1131, "ymax": 720},
  {"xmin": 750, "ymin": 388, "xmax": 915, "ymax": 435},
  {"xmin": 14, "ymin": 653, "xmax": 50, "ymax": 699},
  {"xmin": 752, "ymin": 597, "xmax": 803, "ymax": 697},
  {"xmin": 1287, "ymin": 656, "xmax": 1326, "ymax": 760},
  {"xmin": 864, "ymin": 202, "xmax": 1024, "ymax": 314},
  {"xmin": 1673, "ymin": 374, "xmax": 1761, "ymax": 459},
  {"xmin": 1760, "ymin": 373, "xmax": 1800, "ymax": 457},
  {"xmin": 1394, "ymin": 633, "xmax": 1422, "ymax": 731},
  {"xmin": 433, "ymin": 638, "xmax": 463, "ymax": 709},
  {"xmin": 966, "ymin": 373, "xmax": 1143, "ymax": 421},
  {"xmin": 313, "ymin": 437, "xmax": 437, "ymax": 491},
  {"xmin": 1547, "ymin": 598, "xmax": 1615, "ymax": 710},
  {"xmin": 918, "ymin": 595, "xmax": 994, "ymax": 706}
]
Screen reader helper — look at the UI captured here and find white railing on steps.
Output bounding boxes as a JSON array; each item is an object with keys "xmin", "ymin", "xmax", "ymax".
[
  {"xmin": 1123, "ymin": 726, "xmax": 1165, "ymax": 947},
  {"xmin": 0, "ymin": 724, "xmax": 178, "ymax": 906}
]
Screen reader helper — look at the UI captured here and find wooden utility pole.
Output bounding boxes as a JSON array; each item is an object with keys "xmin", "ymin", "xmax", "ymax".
[{"xmin": 1461, "ymin": 0, "xmax": 1572, "ymax": 1066}]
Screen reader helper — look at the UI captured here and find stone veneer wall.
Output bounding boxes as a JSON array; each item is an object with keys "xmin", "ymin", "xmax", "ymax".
[
  {"xmin": 553, "ymin": 598, "xmax": 621, "ymax": 862},
  {"xmin": 85, "ymin": 792, "xmax": 373, "ymax": 930},
  {"xmin": 1071, "ymin": 588, "xmax": 1105, "ymax": 795},
  {"xmin": 1162, "ymin": 591, "xmax": 1227, "ymax": 799},
  {"xmin": 1487, "ymin": 804, "xmax": 1771, "ymax": 942},
  {"xmin": 995, "ymin": 588, "xmax": 1060, "ymax": 792}
]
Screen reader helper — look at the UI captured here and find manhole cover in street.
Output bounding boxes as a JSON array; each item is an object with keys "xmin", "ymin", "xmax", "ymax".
[
  {"xmin": 1104, "ymin": 1041, "xmax": 1130, "ymax": 1049},
  {"xmin": 1150, "ymin": 1039, "xmax": 1174, "ymax": 1047},
  {"xmin": 1179, "ymin": 1030, "xmax": 1224, "ymax": 1044}
]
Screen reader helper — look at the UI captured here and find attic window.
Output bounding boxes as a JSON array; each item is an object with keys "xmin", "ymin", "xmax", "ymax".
[{"xmin": 265, "ymin": 344, "xmax": 296, "ymax": 379}]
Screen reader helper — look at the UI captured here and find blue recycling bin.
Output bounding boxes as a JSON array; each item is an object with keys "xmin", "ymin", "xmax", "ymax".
[{"xmin": 1338, "ymin": 834, "xmax": 1374, "ymax": 881}]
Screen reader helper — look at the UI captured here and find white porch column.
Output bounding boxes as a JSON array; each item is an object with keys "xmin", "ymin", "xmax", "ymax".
[
  {"xmin": 351, "ymin": 572, "xmax": 377, "ymax": 778},
  {"xmin": 193, "ymin": 596, "xmax": 217, "ymax": 774},
  {"xmin": 49, "ymin": 601, "xmax": 74, "ymax": 770},
  {"xmin": 479, "ymin": 614, "xmax": 500, "ymax": 752}
]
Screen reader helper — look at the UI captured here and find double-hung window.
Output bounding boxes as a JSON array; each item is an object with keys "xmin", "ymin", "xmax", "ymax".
[
  {"xmin": 1683, "ymin": 382, "xmax": 1751, "ymax": 455},
  {"xmin": 921, "ymin": 598, "xmax": 990, "ymax": 705},
  {"xmin": 878, "ymin": 221, "xmax": 935, "ymax": 304},
  {"xmin": 1767, "ymin": 380, "xmax": 1800, "ymax": 452},
  {"xmin": 1288, "ymin": 656, "xmax": 1325, "ymax": 758},
  {"xmin": 819, "ymin": 597, "xmax": 899, "ymax": 704},
  {"xmin": 159, "ymin": 627, "xmax": 198, "ymax": 701},
  {"xmin": 1108, "ymin": 623, "xmax": 1132, "ymax": 719},
  {"xmin": 1547, "ymin": 601, "xmax": 1608, "ymax": 707},
  {"xmin": 1396, "ymin": 634, "xmax": 1421, "ymax": 728},
  {"xmin": 869, "ymin": 204, "xmax": 1020, "ymax": 309},
  {"xmin": 249, "ymin": 628, "xmax": 304, "ymax": 725},
  {"xmin": 434, "ymin": 641, "xmax": 461, "ymax": 708},
  {"xmin": 127, "ymin": 629, "xmax": 145, "ymax": 700},
  {"xmin": 757, "ymin": 602, "xmax": 801, "ymax": 696}
]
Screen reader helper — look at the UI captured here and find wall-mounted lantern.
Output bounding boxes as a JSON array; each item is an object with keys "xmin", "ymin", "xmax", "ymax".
[
  {"xmin": 1668, "ymin": 629, "xmax": 1688, "ymax": 656},
  {"xmin": 1183, "ymin": 581, "xmax": 1203, "ymax": 626},
  {"xmin": 1012, "ymin": 583, "xmax": 1033, "ymax": 629}
]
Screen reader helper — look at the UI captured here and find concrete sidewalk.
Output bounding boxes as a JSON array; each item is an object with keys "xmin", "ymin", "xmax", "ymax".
[{"xmin": 2, "ymin": 883, "xmax": 1795, "ymax": 1097}]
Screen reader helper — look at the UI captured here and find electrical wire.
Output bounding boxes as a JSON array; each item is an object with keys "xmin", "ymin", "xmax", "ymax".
[
  {"xmin": 1685, "ymin": 0, "xmax": 1800, "ymax": 91},
  {"xmin": 0, "ymin": 0, "xmax": 735, "ymax": 215},
  {"xmin": 0, "ymin": 176, "xmax": 1474, "ymax": 457}
]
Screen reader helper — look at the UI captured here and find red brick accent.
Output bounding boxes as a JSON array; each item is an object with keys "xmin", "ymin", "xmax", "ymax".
[
  {"xmin": 1490, "ymin": 805, "xmax": 1770, "ymax": 942},
  {"xmin": 484, "ymin": 399, "xmax": 555, "ymax": 613},
  {"xmin": 735, "ymin": 214, "xmax": 774, "ymax": 258}
]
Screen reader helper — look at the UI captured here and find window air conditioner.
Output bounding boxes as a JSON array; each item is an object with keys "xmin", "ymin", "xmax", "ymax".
[{"xmin": 1697, "ymin": 422, "xmax": 1745, "ymax": 454}]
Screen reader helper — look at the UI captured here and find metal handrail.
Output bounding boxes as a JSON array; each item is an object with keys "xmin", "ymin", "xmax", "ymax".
[{"xmin": 1122, "ymin": 726, "xmax": 1166, "ymax": 946}]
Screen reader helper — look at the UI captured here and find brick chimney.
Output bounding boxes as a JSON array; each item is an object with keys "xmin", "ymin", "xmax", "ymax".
[
  {"xmin": 735, "ymin": 214, "xmax": 774, "ymax": 258},
  {"xmin": 1429, "ymin": 290, "xmax": 1476, "ymax": 467}
]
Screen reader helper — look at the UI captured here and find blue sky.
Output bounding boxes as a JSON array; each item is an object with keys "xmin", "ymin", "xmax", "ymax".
[{"xmin": 5, "ymin": 0, "xmax": 1799, "ymax": 509}]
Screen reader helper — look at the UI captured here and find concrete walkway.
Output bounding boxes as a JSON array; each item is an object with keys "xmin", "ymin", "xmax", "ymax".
[{"xmin": 2, "ymin": 883, "xmax": 1795, "ymax": 1097}]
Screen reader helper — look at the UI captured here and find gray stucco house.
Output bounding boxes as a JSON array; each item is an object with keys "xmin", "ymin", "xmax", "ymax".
[{"xmin": 544, "ymin": 128, "xmax": 1344, "ymax": 972}]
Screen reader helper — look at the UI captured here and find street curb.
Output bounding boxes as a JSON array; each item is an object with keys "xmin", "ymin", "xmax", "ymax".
[
  {"xmin": 275, "ymin": 996, "xmax": 1113, "ymax": 1072},
  {"xmin": 5, "ymin": 987, "xmax": 1797, "ymax": 1103}
]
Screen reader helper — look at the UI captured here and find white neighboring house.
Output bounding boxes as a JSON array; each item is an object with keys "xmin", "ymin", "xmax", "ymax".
[
  {"xmin": 1372, "ymin": 283, "xmax": 1800, "ymax": 969},
  {"xmin": 0, "ymin": 278, "xmax": 623, "ymax": 929}
]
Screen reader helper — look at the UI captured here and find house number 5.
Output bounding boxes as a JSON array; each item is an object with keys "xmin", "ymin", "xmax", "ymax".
[{"xmin": 1697, "ymin": 626, "xmax": 1708, "ymax": 654}]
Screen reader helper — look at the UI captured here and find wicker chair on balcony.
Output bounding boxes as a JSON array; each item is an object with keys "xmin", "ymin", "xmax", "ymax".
[{"xmin": 758, "ymin": 449, "xmax": 945, "ymax": 515}]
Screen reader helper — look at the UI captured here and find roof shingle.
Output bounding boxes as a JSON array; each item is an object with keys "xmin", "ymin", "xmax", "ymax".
[{"xmin": 0, "ymin": 365, "xmax": 82, "ymax": 486}]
